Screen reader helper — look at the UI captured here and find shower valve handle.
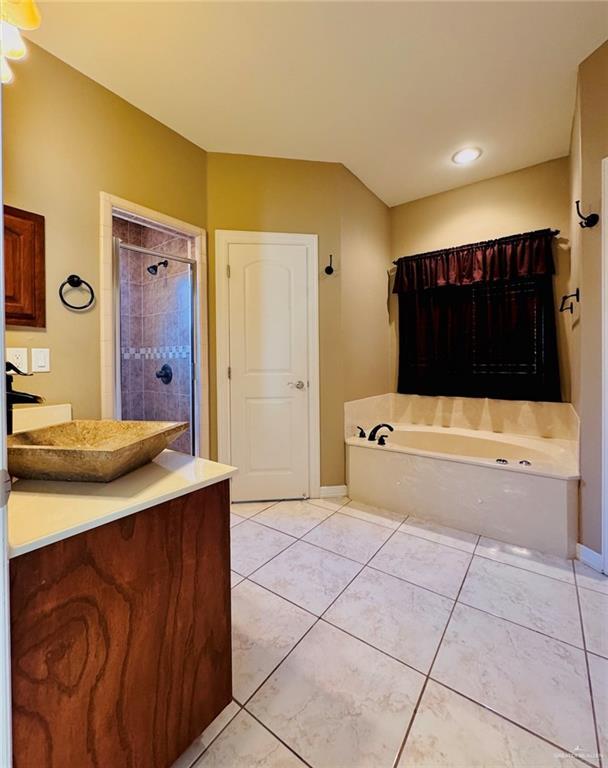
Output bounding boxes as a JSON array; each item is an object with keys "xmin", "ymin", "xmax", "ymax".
[{"xmin": 156, "ymin": 364, "xmax": 173, "ymax": 385}]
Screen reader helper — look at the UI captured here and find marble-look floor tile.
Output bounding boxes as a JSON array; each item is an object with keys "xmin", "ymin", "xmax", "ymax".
[
  {"xmin": 232, "ymin": 580, "xmax": 316, "ymax": 703},
  {"xmin": 303, "ymin": 512, "xmax": 393, "ymax": 564},
  {"xmin": 587, "ymin": 652, "xmax": 608, "ymax": 763},
  {"xmin": 194, "ymin": 710, "xmax": 305, "ymax": 767},
  {"xmin": 231, "ymin": 571, "xmax": 244, "ymax": 588},
  {"xmin": 460, "ymin": 557, "xmax": 583, "ymax": 647},
  {"xmin": 250, "ymin": 540, "xmax": 361, "ymax": 615},
  {"xmin": 341, "ymin": 499, "xmax": 406, "ymax": 530},
  {"xmin": 173, "ymin": 701, "xmax": 241, "ymax": 768},
  {"xmin": 399, "ymin": 517, "xmax": 478, "ymax": 553},
  {"xmin": 231, "ymin": 501, "xmax": 277, "ymax": 519},
  {"xmin": 432, "ymin": 604, "xmax": 598, "ymax": 762},
  {"xmin": 575, "ymin": 561, "xmax": 608, "ymax": 595},
  {"xmin": 248, "ymin": 621, "xmax": 424, "ymax": 768},
  {"xmin": 578, "ymin": 587, "xmax": 608, "ymax": 658},
  {"xmin": 398, "ymin": 681, "xmax": 585, "ymax": 767},
  {"xmin": 230, "ymin": 520, "xmax": 295, "ymax": 577},
  {"xmin": 230, "ymin": 513, "xmax": 245, "ymax": 528},
  {"xmin": 307, "ymin": 496, "xmax": 350, "ymax": 512},
  {"xmin": 325, "ymin": 567, "xmax": 453, "ymax": 672},
  {"xmin": 370, "ymin": 531, "xmax": 471, "ymax": 598},
  {"xmin": 476, "ymin": 537, "xmax": 574, "ymax": 584},
  {"xmin": 253, "ymin": 500, "xmax": 333, "ymax": 538}
]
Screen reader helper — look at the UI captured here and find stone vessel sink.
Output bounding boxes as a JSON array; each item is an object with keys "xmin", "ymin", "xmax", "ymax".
[{"xmin": 8, "ymin": 420, "xmax": 188, "ymax": 482}]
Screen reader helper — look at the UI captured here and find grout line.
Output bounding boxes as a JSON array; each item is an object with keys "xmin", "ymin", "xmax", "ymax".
[
  {"xmin": 236, "ymin": 577, "xmax": 319, "ymax": 620},
  {"xmin": 455, "ymin": 599, "xmax": 586, "ymax": 652},
  {"xmin": 573, "ymin": 560, "xmax": 605, "ymax": 768},
  {"xmin": 339, "ymin": 503, "xmax": 406, "ymax": 532},
  {"xmin": 294, "ymin": 537, "xmax": 379, "ymax": 568},
  {"xmin": 231, "ymin": 502, "xmax": 597, "ymax": 768},
  {"xmin": 306, "ymin": 498, "xmax": 351, "ymax": 513},
  {"xmin": 246, "ymin": 505, "xmax": 336, "ymax": 539},
  {"xmin": 318, "ymin": 616, "xmax": 429, "ymax": 678},
  {"xmin": 243, "ymin": 709, "xmax": 314, "ymax": 768},
  {"xmin": 366, "ymin": 562, "xmax": 464, "ymax": 602},
  {"xmin": 391, "ymin": 534, "xmax": 479, "ymax": 768},
  {"xmin": 396, "ymin": 524, "xmax": 480, "ymax": 555},
  {"xmin": 238, "ymin": 558, "xmax": 368, "ymax": 716},
  {"xmin": 474, "ymin": 550, "xmax": 576, "ymax": 587},
  {"xmin": 234, "ymin": 507, "xmax": 408, "ymax": 721},
  {"xmin": 187, "ymin": 703, "xmax": 242, "ymax": 767},
  {"xmin": 425, "ymin": 680, "xmax": 599, "ymax": 768}
]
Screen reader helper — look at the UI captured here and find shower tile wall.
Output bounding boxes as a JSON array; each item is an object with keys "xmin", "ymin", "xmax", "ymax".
[{"xmin": 113, "ymin": 216, "xmax": 193, "ymax": 454}]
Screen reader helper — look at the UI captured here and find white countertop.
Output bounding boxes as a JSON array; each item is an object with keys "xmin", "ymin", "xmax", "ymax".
[{"xmin": 8, "ymin": 450, "xmax": 237, "ymax": 559}]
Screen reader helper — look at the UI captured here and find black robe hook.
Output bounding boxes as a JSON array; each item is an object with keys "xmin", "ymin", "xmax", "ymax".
[
  {"xmin": 324, "ymin": 254, "xmax": 334, "ymax": 275},
  {"xmin": 575, "ymin": 200, "xmax": 599, "ymax": 229}
]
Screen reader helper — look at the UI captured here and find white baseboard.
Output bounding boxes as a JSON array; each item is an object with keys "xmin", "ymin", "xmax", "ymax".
[
  {"xmin": 576, "ymin": 543, "xmax": 604, "ymax": 572},
  {"xmin": 320, "ymin": 485, "xmax": 348, "ymax": 498}
]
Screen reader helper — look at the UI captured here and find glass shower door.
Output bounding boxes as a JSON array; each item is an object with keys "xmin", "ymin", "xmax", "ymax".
[{"xmin": 116, "ymin": 240, "xmax": 196, "ymax": 455}]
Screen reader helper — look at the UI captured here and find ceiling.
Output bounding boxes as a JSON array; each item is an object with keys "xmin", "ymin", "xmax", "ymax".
[{"xmin": 30, "ymin": 1, "xmax": 607, "ymax": 206}]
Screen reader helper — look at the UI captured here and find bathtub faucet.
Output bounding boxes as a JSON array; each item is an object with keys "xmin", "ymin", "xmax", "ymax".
[{"xmin": 368, "ymin": 423, "xmax": 394, "ymax": 441}]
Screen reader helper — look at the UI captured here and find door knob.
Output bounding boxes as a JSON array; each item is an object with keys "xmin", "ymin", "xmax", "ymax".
[{"xmin": 288, "ymin": 380, "xmax": 305, "ymax": 390}]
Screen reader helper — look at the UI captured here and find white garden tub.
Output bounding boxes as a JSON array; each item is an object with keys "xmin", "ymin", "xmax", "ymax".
[{"xmin": 345, "ymin": 395, "xmax": 579, "ymax": 557}]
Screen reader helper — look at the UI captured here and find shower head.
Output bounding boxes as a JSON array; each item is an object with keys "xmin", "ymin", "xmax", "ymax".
[{"xmin": 147, "ymin": 259, "xmax": 168, "ymax": 276}]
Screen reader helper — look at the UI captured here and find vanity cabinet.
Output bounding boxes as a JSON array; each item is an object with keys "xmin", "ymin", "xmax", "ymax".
[
  {"xmin": 4, "ymin": 205, "xmax": 46, "ymax": 328},
  {"xmin": 10, "ymin": 479, "xmax": 232, "ymax": 768}
]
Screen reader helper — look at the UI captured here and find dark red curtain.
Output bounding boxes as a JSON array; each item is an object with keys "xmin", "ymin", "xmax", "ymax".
[{"xmin": 393, "ymin": 229, "xmax": 561, "ymax": 402}]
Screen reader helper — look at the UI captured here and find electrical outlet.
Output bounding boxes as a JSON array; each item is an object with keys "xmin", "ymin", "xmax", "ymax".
[
  {"xmin": 31, "ymin": 348, "xmax": 50, "ymax": 372},
  {"xmin": 6, "ymin": 347, "xmax": 28, "ymax": 373}
]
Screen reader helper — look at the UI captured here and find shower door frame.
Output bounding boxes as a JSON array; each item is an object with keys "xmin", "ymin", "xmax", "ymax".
[
  {"xmin": 99, "ymin": 192, "xmax": 209, "ymax": 459},
  {"xmin": 113, "ymin": 238, "xmax": 199, "ymax": 455}
]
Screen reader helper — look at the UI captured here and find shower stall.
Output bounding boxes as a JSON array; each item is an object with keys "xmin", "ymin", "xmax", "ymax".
[{"xmin": 112, "ymin": 215, "xmax": 197, "ymax": 455}]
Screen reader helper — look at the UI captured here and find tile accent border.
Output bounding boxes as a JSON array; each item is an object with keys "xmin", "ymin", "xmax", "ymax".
[{"xmin": 121, "ymin": 345, "xmax": 191, "ymax": 361}]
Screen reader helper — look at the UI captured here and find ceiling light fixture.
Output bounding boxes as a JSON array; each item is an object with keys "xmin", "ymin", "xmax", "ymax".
[
  {"xmin": 1, "ymin": 21, "xmax": 26, "ymax": 60},
  {"xmin": 1, "ymin": 55, "xmax": 14, "ymax": 84},
  {"xmin": 452, "ymin": 147, "xmax": 482, "ymax": 165},
  {"xmin": 0, "ymin": 0, "xmax": 41, "ymax": 84}
]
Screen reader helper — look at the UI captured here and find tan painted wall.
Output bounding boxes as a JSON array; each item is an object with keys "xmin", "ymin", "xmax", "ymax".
[
  {"xmin": 4, "ymin": 44, "xmax": 208, "ymax": 419},
  {"xmin": 340, "ymin": 168, "xmax": 391, "ymax": 406},
  {"xmin": 4, "ymin": 43, "xmax": 392, "ymax": 488},
  {"xmin": 207, "ymin": 153, "xmax": 391, "ymax": 486},
  {"xmin": 572, "ymin": 41, "xmax": 608, "ymax": 551},
  {"xmin": 389, "ymin": 158, "xmax": 572, "ymax": 399}
]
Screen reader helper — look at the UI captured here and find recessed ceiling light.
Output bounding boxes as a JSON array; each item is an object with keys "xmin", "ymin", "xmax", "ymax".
[{"xmin": 452, "ymin": 147, "xmax": 482, "ymax": 165}]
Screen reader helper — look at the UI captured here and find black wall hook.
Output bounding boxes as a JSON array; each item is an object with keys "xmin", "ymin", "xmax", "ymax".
[
  {"xmin": 59, "ymin": 274, "xmax": 95, "ymax": 311},
  {"xmin": 575, "ymin": 200, "xmax": 599, "ymax": 229},
  {"xmin": 324, "ymin": 254, "xmax": 334, "ymax": 275},
  {"xmin": 559, "ymin": 288, "xmax": 580, "ymax": 314}
]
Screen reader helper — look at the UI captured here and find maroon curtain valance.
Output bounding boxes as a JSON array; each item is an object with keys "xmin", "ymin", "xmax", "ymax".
[{"xmin": 393, "ymin": 229, "xmax": 556, "ymax": 293}]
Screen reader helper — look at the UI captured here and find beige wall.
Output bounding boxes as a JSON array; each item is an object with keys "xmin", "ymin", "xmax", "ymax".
[
  {"xmin": 4, "ymin": 46, "xmax": 392, "ymax": 488},
  {"xmin": 340, "ymin": 168, "xmax": 391, "ymax": 405},
  {"xmin": 4, "ymin": 44, "xmax": 208, "ymax": 419},
  {"xmin": 207, "ymin": 153, "xmax": 391, "ymax": 486},
  {"xmin": 572, "ymin": 41, "xmax": 608, "ymax": 551},
  {"xmin": 389, "ymin": 158, "xmax": 572, "ymax": 398}
]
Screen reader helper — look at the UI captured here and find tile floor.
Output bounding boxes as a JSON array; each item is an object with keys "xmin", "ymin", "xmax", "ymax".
[{"xmin": 183, "ymin": 497, "xmax": 608, "ymax": 768}]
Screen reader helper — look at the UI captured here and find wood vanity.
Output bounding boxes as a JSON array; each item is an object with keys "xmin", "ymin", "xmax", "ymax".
[{"xmin": 7, "ymin": 450, "xmax": 237, "ymax": 768}]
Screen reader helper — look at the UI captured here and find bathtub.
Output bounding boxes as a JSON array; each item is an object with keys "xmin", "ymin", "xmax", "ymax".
[{"xmin": 345, "ymin": 395, "xmax": 579, "ymax": 557}]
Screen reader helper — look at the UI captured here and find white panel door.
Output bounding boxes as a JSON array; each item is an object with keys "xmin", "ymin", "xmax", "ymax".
[{"xmin": 229, "ymin": 240, "xmax": 309, "ymax": 501}]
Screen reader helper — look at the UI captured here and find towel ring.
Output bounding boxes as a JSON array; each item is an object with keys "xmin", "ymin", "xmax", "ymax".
[{"xmin": 59, "ymin": 274, "xmax": 95, "ymax": 311}]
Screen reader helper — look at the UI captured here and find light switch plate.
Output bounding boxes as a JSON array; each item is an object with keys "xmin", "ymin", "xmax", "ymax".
[
  {"xmin": 6, "ymin": 347, "xmax": 28, "ymax": 373},
  {"xmin": 31, "ymin": 348, "xmax": 50, "ymax": 372}
]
